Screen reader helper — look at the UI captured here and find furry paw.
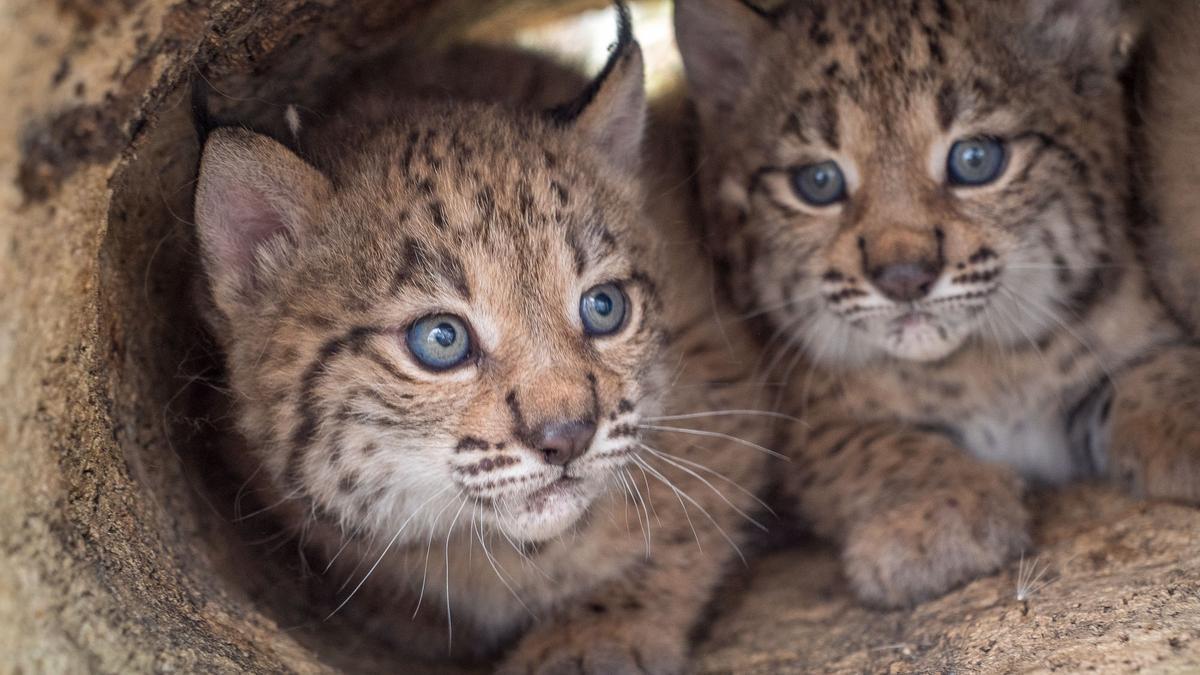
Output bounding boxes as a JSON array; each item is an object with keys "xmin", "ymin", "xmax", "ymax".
[
  {"xmin": 1108, "ymin": 419, "xmax": 1200, "ymax": 503},
  {"xmin": 842, "ymin": 472, "xmax": 1029, "ymax": 608},
  {"xmin": 496, "ymin": 624, "xmax": 685, "ymax": 675},
  {"xmin": 1106, "ymin": 345, "xmax": 1200, "ymax": 504}
]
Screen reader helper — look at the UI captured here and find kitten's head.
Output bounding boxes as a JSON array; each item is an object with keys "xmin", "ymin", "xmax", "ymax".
[
  {"xmin": 195, "ymin": 26, "xmax": 659, "ymax": 544},
  {"xmin": 677, "ymin": 0, "xmax": 1137, "ymax": 364}
]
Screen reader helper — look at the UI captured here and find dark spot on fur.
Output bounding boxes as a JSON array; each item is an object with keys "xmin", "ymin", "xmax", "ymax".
[
  {"xmin": 455, "ymin": 436, "xmax": 490, "ymax": 453},
  {"xmin": 936, "ymin": 81, "xmax": 957, "ymax": 130},
  {"xmin": 428, "ymin": 199, "xmax": 448, "ymax": 230},
  {"xmin": 551, "ymin": 180, "xmax": 569, "ymax": 206},
  {"xmin": 608, "ymin": 424, "xmax": 638, "ymax": 439}
]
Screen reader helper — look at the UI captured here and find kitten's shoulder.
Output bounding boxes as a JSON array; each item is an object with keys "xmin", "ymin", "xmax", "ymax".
[{"xmin": 1141, "ymin": 0, "xmax": 1200, "ymax": 332}]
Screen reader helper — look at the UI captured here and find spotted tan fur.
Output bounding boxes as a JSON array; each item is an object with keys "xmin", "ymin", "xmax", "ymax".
[
  {"xmin": 194, "ymin": 11, "xmax": 774, "ymax": 674},
  {"xmin": 677, "ymin": 0, "xmax": 1200, "ymax": 607}
]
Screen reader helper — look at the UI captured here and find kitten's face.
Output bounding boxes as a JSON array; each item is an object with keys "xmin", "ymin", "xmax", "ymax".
[
  {"xmin": 197, "ymin": 77, "xmax": 658, "ymax": 545},
  {"xmin": 282, "ymin": 137, "xmax": 661, "ymax": 544},
  {"xmin": 678, "ymin": 0, "xmax": 1132, "ymax": 364}
]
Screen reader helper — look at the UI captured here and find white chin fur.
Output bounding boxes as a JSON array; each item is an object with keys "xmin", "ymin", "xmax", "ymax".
[
  {"xmin": 878, "ymin": 323, "xmax": 966, "ymax": 362},
  {"xmin": 492, "ymin": 479, "xmax": 599, "ymax": 543}
]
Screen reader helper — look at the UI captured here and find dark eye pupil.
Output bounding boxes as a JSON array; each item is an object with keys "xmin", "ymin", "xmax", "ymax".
[
  {"xmin": 811, "ymin": 169, "xmax": 831, "ymax": 188},
  {"xmin": 592, "ymin": 293, "xmax": 613, "ymax": 316},
  {"xmin": 432, "ymin": 323, "xmax": 456, "ymax": 347},
  {"xmin": 580, "ymin": 283, "xmax": 627, "ymax": 337},
  {"xmin": 407, "ymin": 314, "xmax": 471, "ymax": 371}
]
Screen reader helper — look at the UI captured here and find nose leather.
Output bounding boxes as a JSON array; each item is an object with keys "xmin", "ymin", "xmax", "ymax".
[
  {"xmin": 535, "ymin": 420, "xmax": 596, "ymax": 466},
  {"xmin": 859, "ymin": 228, "xmax": 945, "ymax": 302},
  {"xmin": 870, "ymin": 261, "xmax": 941, "ymax": 302}
]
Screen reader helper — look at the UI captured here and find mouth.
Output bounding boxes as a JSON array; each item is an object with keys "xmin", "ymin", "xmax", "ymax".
[
  {"xmin": 473, "ymin": 428, "xmax": 639, "ymax": 543},
  {"xmin": 873, "ymin": 308, "xmax": 966, "ymax": 362},
  {"xmin": 488, "ymin": 475, "xmax": 592, "ymax": 543},
  {"xmin": 525, "ymin": 475, "xmax": 583, "ymax": 508},
  {"xmin": 890, "ymin": 309, "xmax": 936, "ymax": 329}
]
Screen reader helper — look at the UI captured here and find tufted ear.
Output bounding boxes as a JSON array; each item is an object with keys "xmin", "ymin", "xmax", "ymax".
[
  {"xmin": 1023, "ymin": 0, "xmax": 1142, "ymax": 79},
  {"xmin": 194, "ymin": 127, "xmax": 332, "ymax": 317},
  {"xmin": 550, "ymin": 2, "xmax": 646, "ymax": 173},
  {"xmin": 675, "ymin": 0, "xmax": 776, "ymax": 125}
]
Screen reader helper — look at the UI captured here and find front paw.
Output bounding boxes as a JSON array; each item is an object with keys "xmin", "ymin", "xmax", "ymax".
[
  {"xmin": 842, "ymin": 471, "xmax": 1029, "ymax": 608},
  {"xmin": 496, "ymin": 621, "xmax": 684, "ymax": 675},
  {"xmin": 1109, "ymin": 419, "xmax": 1200, "ymax": 503},
  {"xmin": 1105, "ymin": 345, "xmax": 1200, "ymax": 504}
]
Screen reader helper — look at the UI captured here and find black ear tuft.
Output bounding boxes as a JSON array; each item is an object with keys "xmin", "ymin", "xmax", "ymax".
[
  {"xmin": 547, "ymin": 0, "xmax": 635, "ymax": 126},
  {"xmin": 544, "ymin": 1, "xmax": 646, "ymax": 172}
]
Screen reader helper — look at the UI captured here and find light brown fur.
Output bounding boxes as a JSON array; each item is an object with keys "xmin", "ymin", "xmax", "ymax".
[
  {"xmin": 1142, "ymin": 0, "xmax": 1200, "ymax": 333},
  {"xmin": 194, "ymin": 19, "xmax": 773, "ymax": 674},
  {"xmin": 677, "ymin": 0, "xmax": 1200, "ymax": 607}
]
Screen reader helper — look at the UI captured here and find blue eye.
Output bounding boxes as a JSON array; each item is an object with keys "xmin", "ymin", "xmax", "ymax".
[
  {"xmin": 406, "ymin": 314, "xmax": 472, "ymax": 371},
  {"xmin": 947, "ymin": 137, "xmax": 1007, "ymax": 186},
  {"xmin": 790, "ymin": 161, "xmax": 847, "ymax": 206},
  {"xmin": 580, "ymin": 283, "xmax": 628, "ymax": 336}
]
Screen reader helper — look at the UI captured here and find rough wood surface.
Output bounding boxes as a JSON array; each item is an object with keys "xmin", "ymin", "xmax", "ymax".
[
  {"xmin": 0, "ymin": 0, "xmax": 1197, "ymax": 671},
  {"xmin": 698, "ymin": 487, "xmax": 1200, "ymax": 673}
]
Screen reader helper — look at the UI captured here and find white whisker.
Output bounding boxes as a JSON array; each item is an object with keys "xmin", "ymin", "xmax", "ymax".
[
  {"xmin": 442, "ymin": 496, "xmax": 470, "ymax": 650},
  {"xmin": 413, "ymin": 492, "xmax": 460, "ymax": 619},
  {"xmin": 639, "ymin": 424, "xmax": 789, "ymax": 460},
  {"xmin": 640, "ymin": 442, "xmax": 774, "ymax": 517},
  {"xmin": 475, "ymin": 506, "xmax": 536, "ymax": 617},
  {"xmin": 631, "ymin": 454, "xmax": 700, "ymax": 555},
  {"xmin": 500, "ymin": 522, "xmax": 551, "ymax": 580},
  {"xmin": 621, "ymin": 467, "xmax": 653, "ymax": 556},
  {"xmin": 632, "ymin": 461, "xmax": 663, "ymax": 526},
  {"xmin": 646, "ymin": 409, "xmax": 804, "ymax": 424},
  {"xmin": 1000, "ymin": 285, "xmax": 1116, "ymax": 385},
  {"xmin": 322, "ymin": 536, "xmax": 354, "ymax": 575},
  {"xmin": 235, "ymin": 486, "xmax": 304, "ymax": 522},
  {"xmin": 326, "ymin": 486, "xmax": 451, "ymax": 620},
  {"xmin": 632, "ymin": 455, "xmax": 746, "ymax": 565}
]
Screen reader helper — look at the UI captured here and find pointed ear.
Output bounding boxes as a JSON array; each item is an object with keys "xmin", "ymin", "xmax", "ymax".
[
  {"xmin": 550, "ymin": 3, "xmax": 647, "ymax": 172},
  {"xmin": 675, "ymin": 0, "xmax": 775, "ymax": 125},
  {"xmin": 1024, "ymin": 0, "xmax": 1142, "ymax": 77},
  {"xmin": 194, "ymin": 127, "xmax": 331, "ymax": 316}
]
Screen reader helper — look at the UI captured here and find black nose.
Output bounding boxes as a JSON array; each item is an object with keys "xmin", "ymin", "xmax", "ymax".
[
  {"xmin": 870, "ymin": 261, "xmax": 941, "ymax": 302},
  {"xmin": 535, "ymin": 420, "xmax": 596, "ymax": 466}
]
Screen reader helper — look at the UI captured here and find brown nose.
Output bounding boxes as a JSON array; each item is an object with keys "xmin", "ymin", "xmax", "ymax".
[
  {"xmin": 535, "ymin": 420, "xmax": 596, "ymax": 466},
  {"xmin": 870, "ymin": 261, "xmax": 941, "ymax": 302}
]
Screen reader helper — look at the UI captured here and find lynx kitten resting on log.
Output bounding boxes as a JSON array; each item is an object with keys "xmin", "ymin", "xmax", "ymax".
[{"xmin": 676, "ymin": 0, "xmax": 1200, "ymax": 608}]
